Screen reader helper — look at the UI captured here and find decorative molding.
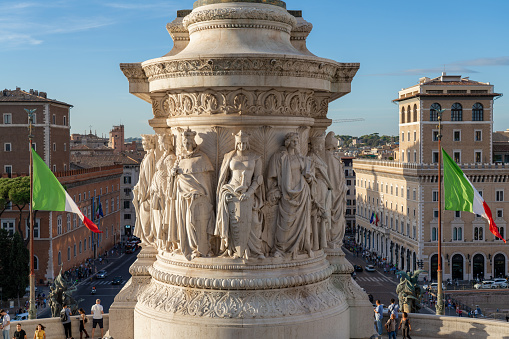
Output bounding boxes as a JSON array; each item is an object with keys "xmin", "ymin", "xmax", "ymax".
[
  {"xmin": 142, "ymin": 57, "xmax": 359, "ymax": 85},
  {"xmin": 330, "ymin": 274, "xmax": 369, "ymax": 302},
  {"xmin": 138, "ymin": 279, "xmax": 345, "ymax": 318},
  {"xmin": 189, "ymin": 23, "xmax": 291, "ymax": 34},
  {"xmin": 119, "ymin": 63, "xmax": 147, "ymax": 83},
  {"xmin": 162, "ymin": 89, "xmax": 329, "ymax": 118},
  {"xmin": 113, "ymin": 276, "xmax": 152, "ymax": 303},
  {"xmin": 183, "ymin": 7, "xmax": 296, "ymax": 30},
  {"xmin": 148, "ymin": 264, "xmax": 333, "ymax": 290}
]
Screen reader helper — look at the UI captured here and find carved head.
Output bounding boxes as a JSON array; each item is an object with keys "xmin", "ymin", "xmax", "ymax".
[
  {"xmin": 157, "ymin": 133, "xmax": 173, "ymax": 152},
  {"xmin": 182, "ymin": 128, "xmax": 197, "ymax": 152},
  {"xmin": 141, "ymin": 134, "xmax": 155, "ymax": 151},
  {"xmin": 325, "ymin": 131, "xmax": 338, "ymax": 150},
  {"xmin": 284, "ymin": 132, "xmax": 300, "ymax": 152},
  {"xmin": 234, "ymin": 130, "xmax": 250, "ymax": 152},
  {"xmin": 310, "ymin": 134, "xmax": 325, "ymax": 152}
]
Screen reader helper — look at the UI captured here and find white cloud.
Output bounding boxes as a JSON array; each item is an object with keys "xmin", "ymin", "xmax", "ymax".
[{"xmin": 0, "ymin": 32, "xmax": 42, "ymax": 46}]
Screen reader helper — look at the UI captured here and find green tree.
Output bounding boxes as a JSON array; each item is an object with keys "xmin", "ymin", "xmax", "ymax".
[
  {"xmin": 5, "ymin": 232, "xmax": 30, "ymax": 301},
  {"xmin": 0, "ymin": 178, "xmax": 10, "ymax": 219},
  {"xmin": 8, "ymin": 176, "xmax": 30, "ymax": 246}
]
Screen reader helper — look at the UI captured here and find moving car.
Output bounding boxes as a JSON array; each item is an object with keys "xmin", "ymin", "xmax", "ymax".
[
  {"xmin": 111, "ymin": 276, "xmax": 123, "ymax": 285},
  {"xmin": 13, "ymin": 313, "xmax": 29, "ymax": 321},
  {"xmin": 96, "ymin": 270, "xmax": 107, "ymax": 279},
  {"xmin": 493, "ymin": 278, "xmax": 508, "ymax": 288},
  {"xmin": 353, "ymin": 265, "xmax": 363, "ymax": 272},
  {"xmin": 474, "ymin": 280, "xmax": 497, "ymax": 289},
  {"xmin": 430, "ymin": 282, "xmax": 446, "ymax": 291},
  {"xmin": 365, "ymin": 265, "xmax": 376, "ymax": 272}
]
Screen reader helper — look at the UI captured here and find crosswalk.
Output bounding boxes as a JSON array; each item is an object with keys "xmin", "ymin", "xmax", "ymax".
[
  {"xmin": 81, "ymin": 280, "xmax": 126, "ymax": 286},
  {"xmin": 355, "ymin": 276, "xmax": 395, "ymax": 283}
]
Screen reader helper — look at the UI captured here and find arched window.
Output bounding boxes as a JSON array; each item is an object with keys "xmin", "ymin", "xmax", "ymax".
[
  {"xmin": 401, "ymin": 107, "xmax": 406, "ymax": 123},
  {"xmin": 413, "ymin": 104, "xmax": 418, "ymax": 122},
  {"xmin": 67, "ymin": 247, "xmax": 71, "ymax": 261},
  {"xmin": 494, "ymin": 253, "xmax": 506, "ymax": 278},
  {"xmin": 407, "ymin": 105, "xmax": 411, "ymax": 123},
  {"xmin": 432, "ymin": 227, "xmax": 437, "ymax": 241},
  {"xmin": 472, "ymin": 103, "xmax": 483, "ymax": 121},
  {"xmin": 66, "ymin": 214, "xmax": 71, "ymax": 231},
  {"xmin": 430, "ymin": 103, "xmax": 440, "ymax": 121},
  {"xmin": 34, "ymin": 256, "xmax": 39, "ymax": 270},
  {"xmin": 473, "ymin": 254, "xmax": 485, "ymax": 280},
  {"xmin": 452, "ymin": 254, "xmax": 464, "ymax": 280},
  {"xmin": 451, "ymin": 103, "xmax": 463, "ymax": 121},
  {"xmin": 58, "ymin": 251, "xmax": 62, "ymax": 266}
]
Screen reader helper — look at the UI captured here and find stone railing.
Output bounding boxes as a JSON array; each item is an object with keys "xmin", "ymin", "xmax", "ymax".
[
  {"xmin": 5, "ymin": 314, "xmax": 109, "ymax": 338},
  {"xmin": 381, "ymin": 313, "xmax": 509, "ymax": 338},
  {"xmin": 354, "ymin": 158, "xmax": 509, "ymax": 171}
]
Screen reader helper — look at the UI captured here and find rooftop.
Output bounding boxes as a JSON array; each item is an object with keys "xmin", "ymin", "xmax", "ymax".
[{"xmin": 0, "ymin": 87, "xmax": 72, "ymax": 107}]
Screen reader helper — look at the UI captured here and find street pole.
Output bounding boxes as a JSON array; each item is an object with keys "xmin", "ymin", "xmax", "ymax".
[
  {"xmin": 436, "ymin": 109, "xmax": 445, "ymax": 316},
  {"xmin": 25, "ymin": 108, "xmax": 37, "ymax": 320}
]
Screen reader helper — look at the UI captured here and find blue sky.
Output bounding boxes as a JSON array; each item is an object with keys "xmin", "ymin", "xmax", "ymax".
[{"xmin": 1, "ymin": 0, "xmax": 508, "ymax": 138}]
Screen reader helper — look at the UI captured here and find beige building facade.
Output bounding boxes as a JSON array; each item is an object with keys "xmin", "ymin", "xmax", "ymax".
[{"xmin": 354, "ymin": 74, "xmax": 507, "ymax": 282}]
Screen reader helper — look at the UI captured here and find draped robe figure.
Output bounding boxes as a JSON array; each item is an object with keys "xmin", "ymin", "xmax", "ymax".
[
  {"xmin": 133, "ymin": 135, "xmax": 156, "ymax": 244},
  {"xmin": 215, "ymin": 131, "xmax": 265, "ymax": 259},
  {"xmin": 308, "ymin": 136, "xmax": 332, "ymax": 251},
  {"xmin": 267, "ymin": 133, "xmax": 313, "ymax": 258},
  {"xmin": 170, "ymin": 130, "xmax": 215, "ymax": 260},
  {"xmin": 325, "ymin": 132, "xmax": 347, "ymax": 247},
  {"xmin": 150, "ymin": 133, "xmax": 175, "ymax": 249}
]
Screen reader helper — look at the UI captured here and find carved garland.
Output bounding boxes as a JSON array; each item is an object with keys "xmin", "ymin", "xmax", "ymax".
[{"xmin": 137, "ymin": 279, "xmax": 345, "ymax": 318}]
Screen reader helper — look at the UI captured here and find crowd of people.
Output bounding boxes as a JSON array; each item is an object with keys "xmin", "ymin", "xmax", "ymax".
[{"xmin": 373, "ymin": 299, "xmax": 412, "ymax": 339}]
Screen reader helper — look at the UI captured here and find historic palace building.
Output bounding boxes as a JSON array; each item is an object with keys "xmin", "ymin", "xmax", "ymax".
[{"xmin": 354, "ymin": 73, "xmax": 508, "ymax": 281}]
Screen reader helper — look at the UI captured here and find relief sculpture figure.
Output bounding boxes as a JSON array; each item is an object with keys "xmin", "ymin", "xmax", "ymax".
[
  {"xmin": 150, "ymin": 133, "xmax": 176, "ymax": 250},
  {"xmin": 308, "ymin": 135, "xmax": 332, "ymax": 251},
  {"xmin": 133, "ymin": 134, "xmax": 156, "ymax": 245},
  {"xmin": 215, "ymin": 131, "xmax": 265, "ymax": 259},
  {"xmin": 170, "ymin": 129, "xmax": 215, "ymax": 260},
  {"xmin": 325, "ymin": 132, "xmax": 347, "ymax": 248},
  {"xmin": 267, "ymin": 132, "xmax": 313, "ymax": 259}
]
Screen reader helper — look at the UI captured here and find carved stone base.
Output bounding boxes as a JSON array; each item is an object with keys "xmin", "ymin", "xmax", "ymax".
[
  {"xmin": 132, "ymin": 252, "xmax": 351, "ymax": 339},
  {"xmin": 326, "ymin": 248, "xmax": 374, "ymax": 339},
  {"xmin": 108, "ymin": 245, "xmax": 157, "ymax": 339}
]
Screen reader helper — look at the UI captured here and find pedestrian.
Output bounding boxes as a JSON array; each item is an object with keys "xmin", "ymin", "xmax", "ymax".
[
  {"xmin": 34, "ymin": 324, "xmax": 46, "ymax": 339},
  {"xmin": 0, "ymin": 309, "xmax": 10, "ymax": 339},
  {"xmin": 385, "ymin": 313, "xmax": 397, "ymax": 339},
  {"xmin": 399, "ymin": 312, "xmax": 412, "ymax": 339},
  {"xmin": 12, "ymin": 323, "xmax": 27, "ymax": 339},
  {"xmin": 374, "ymin": 300, "xmax": 383, "ymax": 338},
  {"xmin": 388, "ymin": 298, "xmax": 399, "ymax": 320},
  {"xmin": 91, "ymin": 299, "xmax": 104, "ymax": 339},
  {"xmin": 78, "ymin": 308, "xmax": 90, "ymax": 339},
  {"xmin": 61, "ymin": 304, "xmax": 73, "ymax": 339}
]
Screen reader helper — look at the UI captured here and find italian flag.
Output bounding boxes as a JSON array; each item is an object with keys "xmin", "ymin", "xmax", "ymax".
[
  {"xmin": 31, "ymin": 149, "xmax": 102, "ymax": 233},
  {"xmin": 442, "ymin": 148, "xmax": 505, "ymax": 243}
]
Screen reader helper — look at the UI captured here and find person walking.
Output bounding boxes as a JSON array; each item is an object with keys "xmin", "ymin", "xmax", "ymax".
[
  {"xmin": 388, "ymin": 298, "xmax": 399, "ymax": 320},
  {"xmin": 33, "ymin": 324, "xmax": 46, "ymax": 339},
  {"xmin": 12, "ymin": 323, "xmax": 27, "ymax": 339},
  {"xmin": 61, "ymin": 304, "xmax": 72, "ymax": 339},
  {"xmin": 374, "ymin": 300, "xmax": 383, "ymax": 338},
  {"xmin": 0, "ymin": 309, "xmax": 10, "ymax": 339},
  {"xmin": 399, "ymin": 312, "xmax": 412, "ymax": 339},
  {"xmin": 385, "ymin": 313, "xmax": 398, "ymax": 339},
  {"xmin": 90, "ymin": 299, "xmax": 104, "ymax": 339},
  {"xmin": 78, "ymin": 308, "xmax": 89, "ymax": 339}
]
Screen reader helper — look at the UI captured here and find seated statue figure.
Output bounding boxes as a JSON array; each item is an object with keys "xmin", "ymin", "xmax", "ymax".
[{"xmin": 215, "ymin": 130, "xmax": 265, "ymax": 259}]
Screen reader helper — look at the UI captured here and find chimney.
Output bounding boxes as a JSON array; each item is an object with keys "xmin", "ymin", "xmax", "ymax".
[
  {"xmin": 39, "ymin": 92, "xmax": 47, "ymax": 98},
  {"xmin": 29, "ymin": 89, "xmax": 34, "ymax": 94},
  {"xmin": 34, "ymin": 90, "xmax": 38, "ymax": 96}
]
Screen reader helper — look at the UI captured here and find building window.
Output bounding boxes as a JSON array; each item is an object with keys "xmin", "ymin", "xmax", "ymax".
[
  {"xmin": 453, "ymin": 227, "xmax": 463, "ymax": 241},
  {"xmin": 32, "ymin": 143, "xmax": 36, "ymax": 151},
  {"xmin": 124, "ymin": 214, "xmax": 131, "ymax": 220},
  {"xmin": 105, "ymin": 200, "xmax": 109, "ymax": 214},
  {"xmin": 57, "ymin": 215, "xmax": 62, "ymax": 235},
  {"xmin": 432, "ymin": 227, "xmax": 438, "ymax": 241},
  {"xmin": 432, "ymin": 130, "xmax": 439, "ymax": 142},
  {"xmin": 1, "ymin": 219, "xmax": 15, "ymax": 236},
  {"xmin": 52, "ymin": 165, "xmax": 56, "ymax": 172},
  {"xmin": 73, "ymin": 214, "xmax": 77, "ymax": 228},
  {"xmin": 413, "ymin": 104, "xmax": 418, "ymax": 122},
  {"xmin": 453, "ymin": 151, "xmax": 461, "ymax": 163},
  {"xmin": 52, "ymin": 115, "xmax": 56, "ymax": 124},
  {"xmin": 33, "ymin": 256, "xmax": 39, "ymax": 270},
  {"xmin": 414, "ymin": 131, "xmax": 416, "ymax": 141},
  {"xmin": 79, "ymin": 241, "xmax": 82, "ymax": 253},
  {"xmin": 73, "ymin": 244, "xmax": 77, "ymax": 257},
  {"xmin": 67, "ymin": 247, "xmax": 71, "ymax": 261},
  {"xmin": 66, "ymin": 214, "xmax": 71, "ymax": 231},
  {"xmin": 497, "ymin": 209, "xmax": 503, "ymax": 218},
  {"xmin": 84, "ymin": 239, "xmax": 87, "ymax": 250},
  {"xmin": 64, "ymin": 143, "xmax": 67, "ymax": 151},
  {"xmin": 407, "ymin": 132, "xmax": 410, "ymax": 142},
  {"xmin": 401, "ymin": 107, "xmax": 406, "ymax": 123},
  {"xmin": 4, "ymin": 143, "xmax": 11, "ymax": 152},
  {"xmin": 396, "ymin": 186, "xmax": 399, "ymax": 196},
  {"xmin": 401, "ymin": 152, "xmax": 405, "ymax": 162},
  {"xmin": 475, "ymin": 130, "xmax": 482, "ymax": 142},
  {"xmin": 117, "ymin": 197, "xmax": 119, "ymax": 210},
  {"xmin": 496, "ymin": 227, "xmax": 505, "ymax": 240},
  {"xmin": 3, "ymin": 113, "xmax": 12, "ymax": 124},
  {"xmin": 401, "ymin": 132, "xmax": 404, "ymax": 142},
  {"xmin": 63, "ymin": 116, "xmax": 67, "ymax": 126},
  {"xmin": 53, "ymin": 143, "xmax": 56, "ymax": 151},
  {"xmin": 432, "ymin": 151, "xmax": 439, "ymax": 164},
  {"xmin": 472, "ymin": 103, "xmax": 483, "ymax": 121},
  {"xmin": 25, "ymin": 218, "xmax": 40, "ymax": 239},
  {"xmin": 474, "ymin": 226, "xmax": 484, "ymax": 240},
  {"xmin": 475, "ymin": 151, "xmax": 482, "ymax": 163},
  {"xmin": 413, "ymin": 151, "xmax": 417, "ymax": 162},
  {"xmin": 432, "ymin": 190, "xmax": 438, "ymax": 202},
  {"xmin": 433, "ymin": 209, "xmax": 439, "ymax": 219},
  {"xmin": 58, "ymin": 251, "xmax": 62, "ymax": 266},
  {"xmin": 451, "ymin": 103, "xmax": 463, "ymax": 121},
  {"xmin": 430, "ymin": 103, "xmax": 441, "ymax": 121},
  {"xmin": 79, "ymin": 193, "xmax": 81, "ymax": 202},
  {"xmin": 496, "ymin": 190, "xmax": 504, "ymax": 202},
  {"xmin": 124, "ymin": 176, "xmax": 132, "ymax": 184},
  {"xmin": 4, "ymin": 165, "xmax": 12, "ymax": 178},
  {"xmin": 453, "ymin": 130, "xmax": 461, "ymax": 142}
]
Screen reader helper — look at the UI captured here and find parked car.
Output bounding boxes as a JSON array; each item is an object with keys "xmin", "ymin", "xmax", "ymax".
[
  {"xmin": 353, "ymin": 265, "xmax": 363, "ymax": 272},
  {"xmin": 13, "ymin": 313, "xmax": 29, "ymax": 321},
  {"xmin": 493, "ymin": 278, "xmax": 508, "ymax": 288},
  {"xmin": 111, "ymin": 276, "xmax": 123, "ymax": 285},
  {"xmin": 474, "ymin": 280, "xmax": 497, "ymax": 289},
  {"xmin": 365, "ymin": 265, "xmax": 376, "ymax": 272},
  {"xmin": 430, "ymin": 283, "xmax": 446, "ymax": 291},
  {"xmin": 96, "ymin": 270, "xmax": 107, "ymax": 279}
]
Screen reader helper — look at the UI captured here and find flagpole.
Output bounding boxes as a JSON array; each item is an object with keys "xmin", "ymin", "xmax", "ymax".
[
  {"xmin": 436, "ymin": 109, "xmax": 445, "ymax": 316},
  {"xmin": 25, "ymin": 108, "xmax": 37, "ymax": 320}
]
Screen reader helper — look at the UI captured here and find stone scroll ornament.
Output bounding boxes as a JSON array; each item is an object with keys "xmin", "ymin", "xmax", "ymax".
[
  {"xmin": 324, "ymin": 131, "xmax": 347, "ymax": 248},
  {"xmin": 308, "ymin": 134, "xmax": 333, "ymax": 251},
  {"xmin": 150, "ymin": 133, "xmax": 176, "ymax": 250},
  {"xmin": 133, "ymin": 135, "xmax": 157, "ymax": 245},
  {"xmin": 215, "ymin": 130, "xmax": 265, "ymax": 259},
  {"xmin": 267, "ymin": 132, "xmax": 313, "ymax": 259},
  {"xmin": 169, "ymin": 128, "xmax": 215, "ymax": 260}
]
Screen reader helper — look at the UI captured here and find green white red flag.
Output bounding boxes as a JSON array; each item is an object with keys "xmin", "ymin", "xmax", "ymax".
[
  {"xmin": 442, "ymin": 148, "xmax": 505, "ymax": 243},
  {"xmin": 31, "ymin": 149, "xmax": 102, "ymax": 233}
]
